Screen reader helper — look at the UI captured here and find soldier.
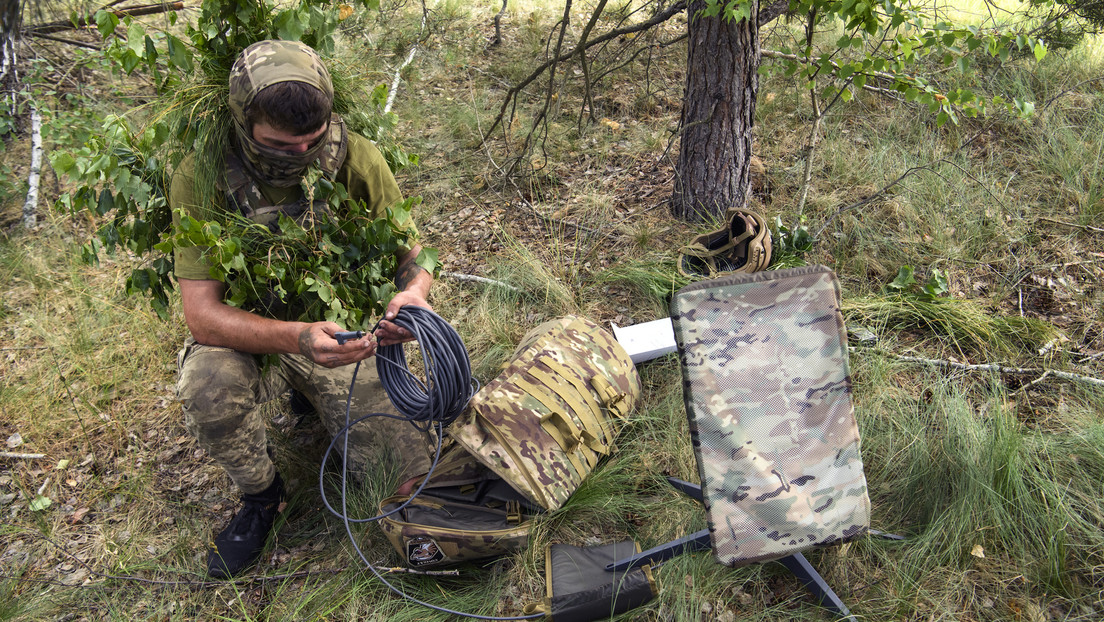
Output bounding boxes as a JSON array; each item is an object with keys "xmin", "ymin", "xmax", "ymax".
[{"xmin": 170, "ymin": 40, "xmax": 435, "ymax": 579}]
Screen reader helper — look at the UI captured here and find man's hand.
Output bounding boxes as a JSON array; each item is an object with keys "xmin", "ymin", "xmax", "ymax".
[
  {"xmin": 375, "ymin": 244, "xmax": 435, "ymax": 347},
  {"xmin": 298, "ymin": 322, "xmax": 378, "ymax": 368},
  {"xmin": 375, "ymin": 291, "xmax": 432, "ymax": 347}
]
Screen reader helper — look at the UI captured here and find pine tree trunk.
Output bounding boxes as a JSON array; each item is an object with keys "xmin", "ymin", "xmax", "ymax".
[{"xmin": 670, "ymin": 0, "xmax": 759, "ymax": 222}]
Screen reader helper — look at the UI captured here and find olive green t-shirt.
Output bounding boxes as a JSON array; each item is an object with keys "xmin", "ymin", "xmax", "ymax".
[{"xmin": 170, "ymin": 132, "xmax": 416, "ymax": 281}]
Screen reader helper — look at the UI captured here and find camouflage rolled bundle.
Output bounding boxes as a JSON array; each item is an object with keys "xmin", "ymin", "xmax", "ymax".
[{"xmin": 378, "ymin": 315, "xmax": 641, "ymax": 567}]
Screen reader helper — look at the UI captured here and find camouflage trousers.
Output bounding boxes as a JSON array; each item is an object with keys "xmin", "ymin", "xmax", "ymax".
[{"xmin": 176, "ymin": 338, "xmax": 434, "ymax": 495}]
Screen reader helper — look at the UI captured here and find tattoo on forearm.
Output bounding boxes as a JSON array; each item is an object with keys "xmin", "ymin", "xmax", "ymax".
[
  {"xmin": 395, "ymin": 253, "xmax": 428, "ymax": 290},
  {"xmin": 298, "ymin": 328, "xmax": 315, "ymax": 359}
]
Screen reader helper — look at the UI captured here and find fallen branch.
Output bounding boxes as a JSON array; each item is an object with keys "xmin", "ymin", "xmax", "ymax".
[
  {"xmin": 1015, "ymin": 370, "xmax": 1051, "ymax": 394},
  {"xmin": 24, "ymin": 31, "xmax": 101, "ymax": 50},
  {"xmin": 22, "ymin": 105, "xmax": 42, "ymax": 228},
  {"xmin": 23, "ymin": 2, "xmax": 184, "ymax": 36},
  {"xmin": 1038, "ymin": 216, "xmax": 1104, "ymax": 234},
  {"xmin": 442, "ymin": 271, "xmax": 520, "ymax": 292},
  {"xmin": 1079, "ymin": 351, "xmax": 1104, "ymax": 363},
  {"xmin": 892, "ymin": 354, "xmax": 1104, "ymax": 389},
  {"xmin": 0, "ymin": 451, "xmax": 47, "ymax": 459}
]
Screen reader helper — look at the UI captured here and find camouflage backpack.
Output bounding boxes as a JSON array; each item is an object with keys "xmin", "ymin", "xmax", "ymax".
[{"xmin": 378, "ymin": 315, "xmax": 641, "ymax": 567}]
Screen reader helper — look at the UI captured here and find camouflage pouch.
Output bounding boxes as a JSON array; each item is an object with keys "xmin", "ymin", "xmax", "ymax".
[
  {"xmin": 378, "ymin": 316, "xmax": 641, "ymax": 567},
  {"xmin": 670, "ymin": 265, "xmax": 871, "ymax": 566},
  {"xmin": 377, "ymin": 443, "xmax": 539, "ymax": 567}
]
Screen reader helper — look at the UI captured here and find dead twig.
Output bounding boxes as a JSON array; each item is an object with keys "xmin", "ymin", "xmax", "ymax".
[
  {"xmin": 23, "ymin": 31, "xmax": 101, "ymax": 50},
  {"xmin": 1040, "ymin": 74, "xmax": 1104, "ymax": 112},
  {"xmin": 483, "ymin": 1, "xmax": 688, "ymax": 143},
  {"xmin": 1037, "ymin": 217, "xmax": 1104, "ymax": 234},
  {"xmin": 1015, "ymin": 370, "xmax": 1051, "ymax": 394},
  {"xmin": 891, "ymin": 353, "xmax": 1104, "ymax": 389},
  {"xmin": 575, "ymin": 0, "xmax": 607, "ymax": 130},
  {"xmin": 0, "ymin": 451, "xmax": 47, "ymax": 459}
]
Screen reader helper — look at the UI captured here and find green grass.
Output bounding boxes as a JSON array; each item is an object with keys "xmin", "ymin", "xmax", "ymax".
[{"xmin": 3, "ymin": 2, "xmax": 1104, "ymax": 621}]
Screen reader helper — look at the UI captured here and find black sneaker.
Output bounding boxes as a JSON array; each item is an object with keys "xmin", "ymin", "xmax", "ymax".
[{"xmin": 207, "ymin": 473, "xmax": 284, "ymax": 579}]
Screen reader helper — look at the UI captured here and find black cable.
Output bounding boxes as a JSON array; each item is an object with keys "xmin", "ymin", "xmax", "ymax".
[
  {"xmin": 376, "ymin": 305, "xmax": 476, "ymax": 429},
  {"xmin": 318, "ymin": 306, "xmax": 543, "ymax": 620}
]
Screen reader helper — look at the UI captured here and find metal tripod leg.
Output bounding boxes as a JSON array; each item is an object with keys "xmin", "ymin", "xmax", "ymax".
[
  {"xmin": 605, "ymin": 528, "xmax": 711, "ymax": 572},
  {"xmin": 778, "ymin": 552, "xmax": 857, "ymax": 622},
  {"xmin": 608, "ymin": 477, "xmax": 858, "ymax": 622}
]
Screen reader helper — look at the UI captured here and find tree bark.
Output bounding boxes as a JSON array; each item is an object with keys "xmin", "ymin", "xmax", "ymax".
[
  {"xmin": 670, "ymin": 1, "xmax": 760, "ymax": 222},
  {"xmin": 1, "ymin": 0, "xmax": 18, "ymax": 95},
  {"xmin": 23, "ymin": 105, "xmax": 42, "ymax": 228}
]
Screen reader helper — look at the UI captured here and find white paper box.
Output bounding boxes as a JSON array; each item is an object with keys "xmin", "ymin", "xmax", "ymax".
[{"xmin": 610, "ymin": 318, "xmax": 677, "ymax": 364}]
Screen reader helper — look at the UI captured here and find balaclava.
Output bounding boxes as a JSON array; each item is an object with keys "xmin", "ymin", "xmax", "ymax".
[{"xmin": 228, "ymin": 40, "xmax": 348, "ymax": 188}]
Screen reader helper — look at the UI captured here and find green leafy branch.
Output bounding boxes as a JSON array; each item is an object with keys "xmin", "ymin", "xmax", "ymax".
[
  {"xmin": 53, "ymin": 115, "xmax": 175, "ymax": 317},
  {"xmin": 54, "ymin": 0, "xmax": 424, "ymax": 321},
  {"xmin": 705, "ymin": 0, "xmax": 1049, "ymax": 126},
  {"xmin": 165, "ymin": 177, "xmax": 436, "ymax": 329}
]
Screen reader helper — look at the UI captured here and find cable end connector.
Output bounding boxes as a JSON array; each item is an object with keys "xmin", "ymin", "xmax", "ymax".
[{"xmin": 335, "ymin": 330, "xmax": 366, "ymax": 345}]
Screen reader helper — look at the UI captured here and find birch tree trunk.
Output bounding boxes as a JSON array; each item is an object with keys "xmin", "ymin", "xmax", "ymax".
[{"xmin": 1, "ymin": 0, "xmax": 19, "ymax": 112}]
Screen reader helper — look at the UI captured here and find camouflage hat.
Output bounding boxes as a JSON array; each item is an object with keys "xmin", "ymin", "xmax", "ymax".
[{"xmin": 228, "ymin": 40, "xmax": 334, "ymax": 132}]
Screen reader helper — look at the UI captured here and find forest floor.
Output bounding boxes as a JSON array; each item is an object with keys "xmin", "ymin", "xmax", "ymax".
[{"xmin": 3, "ymin": 2, "xmax": 1104, "ymax": 621}]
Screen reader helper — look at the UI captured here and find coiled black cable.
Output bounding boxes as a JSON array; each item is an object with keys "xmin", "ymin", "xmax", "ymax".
[
  {"xmin": 320, "ymin": 305, "xmax": 476, "ymax": 523},
  {"xmin": 318, "ymin": 305, "xmax": 542, "ymax": 619},
  {"xmin": 375, "ymin": 305, "xmax": 477, "ymax": 430}
]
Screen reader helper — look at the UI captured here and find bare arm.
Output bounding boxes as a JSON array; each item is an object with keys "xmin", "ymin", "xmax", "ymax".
[
  {"xmin": 374, "ymin": 244, "xmax": 435, "ymax": 346},
  {"xmin": 178, "ymin": 278, "xmax": 377, "ymax": 368}
]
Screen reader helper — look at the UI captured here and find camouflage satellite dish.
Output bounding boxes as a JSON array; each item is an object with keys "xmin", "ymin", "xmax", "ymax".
[{"xmin": 670, "ymin": 265, "xmax": 870, "ymax": 565}]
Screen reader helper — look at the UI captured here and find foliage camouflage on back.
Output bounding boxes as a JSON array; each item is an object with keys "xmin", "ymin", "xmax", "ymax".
[
  {"xmin": 452, "ymin": 316, "xmax": 641, "ymax": 511},
  {"xmin": 671, "ymin": 266, "xmax": 870, "ymax": 566}
]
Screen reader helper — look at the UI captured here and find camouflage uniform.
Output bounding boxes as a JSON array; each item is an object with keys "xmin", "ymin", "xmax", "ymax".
[
  {"xmin": 177, "ymin": 340, "xmax": 432, "ymax": 493},
  {"xmin": 171, "ymin": 40, "xmax": 432, "ymax": 495}
]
